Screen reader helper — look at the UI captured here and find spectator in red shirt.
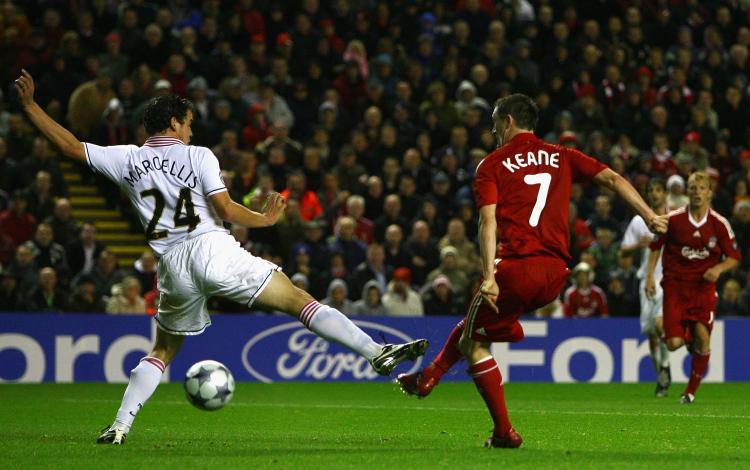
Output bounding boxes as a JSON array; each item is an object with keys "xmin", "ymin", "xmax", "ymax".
[
  {"xmin": 564, "ymin": 262, "xmax": 609, "ymax": 317},
  {"xmin": 280, "ymin": 171, "xmax": 323, "ymax": 222},
  {"xmin": 0, "ymin": 191, "xmax": 37, "ymax": 248}
]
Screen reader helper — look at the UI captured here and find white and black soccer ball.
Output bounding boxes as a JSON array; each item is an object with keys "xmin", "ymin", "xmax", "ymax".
[{"xmin": 184, "ymin": 360, "xmax": 235, "ymax": 411}]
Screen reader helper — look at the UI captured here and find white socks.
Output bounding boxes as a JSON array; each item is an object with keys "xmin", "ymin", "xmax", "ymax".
[
  {"xmin": 659, "ymin": 341, "xmax": 670, "ymax": 368},
  {"xmin": 114, "ymin": 357, "xmax": 165, "ymax": 431},
  {"xmin": 299, "ymin": 301, "xmax": 382, "ymax": 359}
]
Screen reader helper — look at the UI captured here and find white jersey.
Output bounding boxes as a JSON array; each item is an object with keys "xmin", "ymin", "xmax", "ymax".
[
  {"xmin": 622, "ymin": 215, "xmax": 662, "ymax": 281},
  {"xmin": 84, "ymin": 136, "xmax": 228, "ymax": 257}
]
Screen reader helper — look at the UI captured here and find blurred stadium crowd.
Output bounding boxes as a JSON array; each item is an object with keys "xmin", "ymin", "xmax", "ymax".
[{"xmin": 0, "ymin": 0, "xmax": 748, "ymax": 317}]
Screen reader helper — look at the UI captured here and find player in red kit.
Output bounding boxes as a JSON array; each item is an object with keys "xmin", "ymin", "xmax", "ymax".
[
  {"xmin": 398, "ymin": 94, "xmax": 668, "ymax": 448},
  {"xmin": 646, "ymin": 171, "xmax": 741, "ymax": 404}
]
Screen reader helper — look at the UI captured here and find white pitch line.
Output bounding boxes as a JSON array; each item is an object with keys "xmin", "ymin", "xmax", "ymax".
[{"xmin": 61, "ymin": 398, "xmax": 750, "ymax": 420}]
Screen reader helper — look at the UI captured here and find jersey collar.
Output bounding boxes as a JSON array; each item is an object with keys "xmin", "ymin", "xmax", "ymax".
[
  {"xmin": 144, "ymin": 136, "xmax": 185, "ymax": 147},
  {"xmin": 507, "ymin": 131, "xmax": 537, "ymax": 146}
]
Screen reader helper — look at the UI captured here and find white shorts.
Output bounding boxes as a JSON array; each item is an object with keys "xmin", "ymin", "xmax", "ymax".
[
  {"xmin": 154, "ymin": 231, "xmax": 280, "ymax": 335},
  {"xmin": 639, "ymin": 278, "xmax": 663, "ymax": 334}
]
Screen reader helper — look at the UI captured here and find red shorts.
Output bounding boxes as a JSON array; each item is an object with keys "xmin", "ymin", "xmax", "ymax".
[
  {"xmin": 465, "ymin": 256, "xmax": 569, "ymax": 342},
  {"xmin": 662, "ymin": 278, "xmax": 717, "ymax": 340}
]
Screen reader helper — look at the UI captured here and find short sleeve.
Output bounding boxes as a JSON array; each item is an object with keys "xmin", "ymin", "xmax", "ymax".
[
  {"xmin": 716, "ymin": 217, "xmax": 742, "ymax": 261},
  {"xmin": 621, "ymin": 216, "xmax": 642, "ymax": 247},
  {"xmin": 84, "ymin": 143, "xmax": 135, "ymax": 184},
  {"xmin": 649, "ymin": 235, "xmax": 665, "ymax": 251},
  {"xmin": 567, "ymin": 148, "xmax": 608, "ymax": 184},
  {"xmin": 473, "ymin": 157, "xmax": 499, "ymax": 208},
  {"xmin": 198, "ymin": 147, "xmax": 227, "ymax": 197}
]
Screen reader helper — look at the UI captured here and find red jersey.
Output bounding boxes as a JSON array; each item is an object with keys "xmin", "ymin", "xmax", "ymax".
[
  {"xmin": 650, "ymin": 206, "xmax": 741, "ymax": 283},
  {"xmin": 474, "ymin": 133, "xmax": 608, "ymax": 261},
  {"xmin": 563, "ymin": 285, "xmax": 609, "ymax": 317}
]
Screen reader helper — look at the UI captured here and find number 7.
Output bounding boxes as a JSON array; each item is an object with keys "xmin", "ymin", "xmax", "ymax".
[{"xmin": 523, "ymin": 173, "xmax": 551, "ymax": 227}]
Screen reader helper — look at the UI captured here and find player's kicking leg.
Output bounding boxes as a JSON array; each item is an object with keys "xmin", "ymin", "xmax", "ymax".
[
  {"xmin": 256, "ymin": 271, "xmax": 428, "ymax": 376},
  {"xmin": 397, "ymin": 319, "xmax": 466, "ymax": 398},
  {"xmin": 97, "ymin": 329, "xmax": 184, "ymax": 444},
  {"xmin": 459, "ymin": 334, "xmax": 522, "ymax": 448}
]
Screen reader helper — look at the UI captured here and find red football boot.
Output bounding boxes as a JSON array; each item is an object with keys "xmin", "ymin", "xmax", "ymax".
[
  {"xmin": 396, "ymin": 371, "xmax": 439, "ymax": 398},
  {"xmin": 485, "ymin": 428, "xmax": 523, "ymax": 449}
]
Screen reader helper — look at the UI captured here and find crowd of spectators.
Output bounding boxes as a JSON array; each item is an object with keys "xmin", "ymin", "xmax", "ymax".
[{"xmin": 0, "ymin": 0, "xmax": 749, "ymax": 317}]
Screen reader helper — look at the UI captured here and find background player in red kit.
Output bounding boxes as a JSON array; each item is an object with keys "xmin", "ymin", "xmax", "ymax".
[
  {"xmin": 646, "ymin": 171, "xmax": 741, "ymax": 404},
  {"xmin": 398, "ymin": 94, "xmax": 668, "ymax": 448},
  {"xmin": 563, "ymin": 262, "xmax": 609, "ymax": 318}
]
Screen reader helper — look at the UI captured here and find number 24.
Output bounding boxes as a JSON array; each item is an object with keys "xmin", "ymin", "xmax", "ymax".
[{"xmin": 523, "ymin": 173, "xmax": 551, "ymax": 227}]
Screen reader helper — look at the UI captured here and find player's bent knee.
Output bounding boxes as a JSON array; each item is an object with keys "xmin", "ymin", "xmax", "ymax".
[{"xmin": 665, "ymin": 338, "xmax": 683, "ymax": 351}]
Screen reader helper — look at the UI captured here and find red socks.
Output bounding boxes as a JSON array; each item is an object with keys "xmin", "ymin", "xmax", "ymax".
[
  {"xmin": 685, "ymin": 351, "xmax": 710, "ymax": 396},
  {"xmin": 423, "ymin": 321, "xmax": 465, "ymax": 381},
  {"xmin": 469, "ymin": 356, "xmax": 512, "ymax": 437}
]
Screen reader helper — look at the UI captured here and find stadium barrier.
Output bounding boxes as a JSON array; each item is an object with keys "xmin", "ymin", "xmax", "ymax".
[{"xmin": 1, "ymin": 314, "xmax": 749, "ymax": 383}]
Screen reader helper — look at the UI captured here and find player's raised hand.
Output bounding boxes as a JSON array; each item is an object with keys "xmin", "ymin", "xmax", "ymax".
[
  {"xmin": 14, "ymin": 69, "xmax": 36, "ymax": 107},
  {"xmin": 479, "ymin": 278, "xmax": 500, "ymax": 314},
  {"xmin": 648, "ymin": 214, "xmax": 668, "ymax": 235},
  {"xmin": 262, "ymin": 191, "xmax": 286, "ymax": 225}
]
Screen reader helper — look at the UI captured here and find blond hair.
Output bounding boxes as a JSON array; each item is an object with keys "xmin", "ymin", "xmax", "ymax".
[{"xmin": 687, "ymin": 171, "xmax": 710, "ymax": 187}]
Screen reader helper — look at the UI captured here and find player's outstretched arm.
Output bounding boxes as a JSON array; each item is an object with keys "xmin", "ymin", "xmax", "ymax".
[
  {"xmin": 593, "ymin": 168, "xmax": 667, "ymax": 234},
  {"xmin": 14, "ymin": 69, "xmax": 85, "ymax": 162},
  {"xmin": 210, "ymin": 191, "xmax": 286, "ymax": 228}
]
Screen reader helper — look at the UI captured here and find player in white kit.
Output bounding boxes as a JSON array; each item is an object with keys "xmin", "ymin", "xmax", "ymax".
[
  {"xmin": 15, "ymin": 70, "xmax": 428, "ymax": 444},
  {"xmin": 621, "ymin": 178, "xmax": 671, "ymax": 397}
]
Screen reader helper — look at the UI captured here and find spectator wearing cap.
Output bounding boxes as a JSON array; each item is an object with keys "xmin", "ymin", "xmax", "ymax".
[
  {"xmin": 424, "ymin": 245, "xmax": 470, "ymax": 301},
  {"xmin": 296, "ymin": 218, "xmax": 330, "ymax": 276},
  {"xmin": 422, "ymin": 275, "xmax": 460, "ymax": 316},
  {"xmin": 675, "ymin": 131, "xmax": 709, "ymax": 170},
  {"xmin": 563, "ymin": 262, "xmax": 609, "ymax": 318},
  {"xmin": 67, "ymin": 66, "xmax": 115, "ymax": 139},
  {"xmin": 454, "ymin": 80, "xmax": 488, "ymax": 118},
  {"xmin": 382, "ymin": 267, "xmax": 424, "ymax": 316},
  {"xmin": 98, "ymin": 31, "xmax": 129, "ymax": 82},
  {"xmin": 290, "ymin": 272, "xmax": 310, "ymax": 291},
  {"xmin": 0, "ymin": 191, "xmax": 36, "ymax": 247},
  {"xmin": 666, "ymin": 174, "xmax": 689, "ymax": 210}
]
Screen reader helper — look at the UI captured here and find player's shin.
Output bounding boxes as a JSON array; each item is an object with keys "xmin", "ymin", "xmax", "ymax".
[
  {"xmin": 469, "ymin": 356, "xmax": 513, "ymax": 437},
  {"xmin": 298, "ymin": 301, "xmax": 382, "ymax": 359},
  {"xmin": 685, "ymin": 351, "xmax": 710, "ymax": 397},
  {"xmin": 113, "ymin": 357, "xmax": 166, "ymax": 431},
  {"xmin": 423, "ymin": 321, "xmax": 465, "ymax": 380}
]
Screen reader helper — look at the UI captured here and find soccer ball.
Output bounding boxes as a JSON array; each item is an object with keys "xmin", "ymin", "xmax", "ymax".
[{"xmin": 184, "ymin": 360, "xmax": 235, "ymax": 411}]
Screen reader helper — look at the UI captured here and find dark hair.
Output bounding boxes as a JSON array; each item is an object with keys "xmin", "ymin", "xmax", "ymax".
[
  {"xmin": 493, "ymin": 93, "xmax": 538, "ymax": 131},
  {"xmin": 647, "ymin": 177, "xmax": 666, "ymax": 192},
  {"xmin": 142, "ymin": 94, "xmax": 194, "ymax": 135}
]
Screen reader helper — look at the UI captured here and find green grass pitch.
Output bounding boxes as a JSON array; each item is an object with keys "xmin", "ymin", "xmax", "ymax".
[{"xmin": 1, "ymin": 382, "xmax": 748, "ymax": 469}]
